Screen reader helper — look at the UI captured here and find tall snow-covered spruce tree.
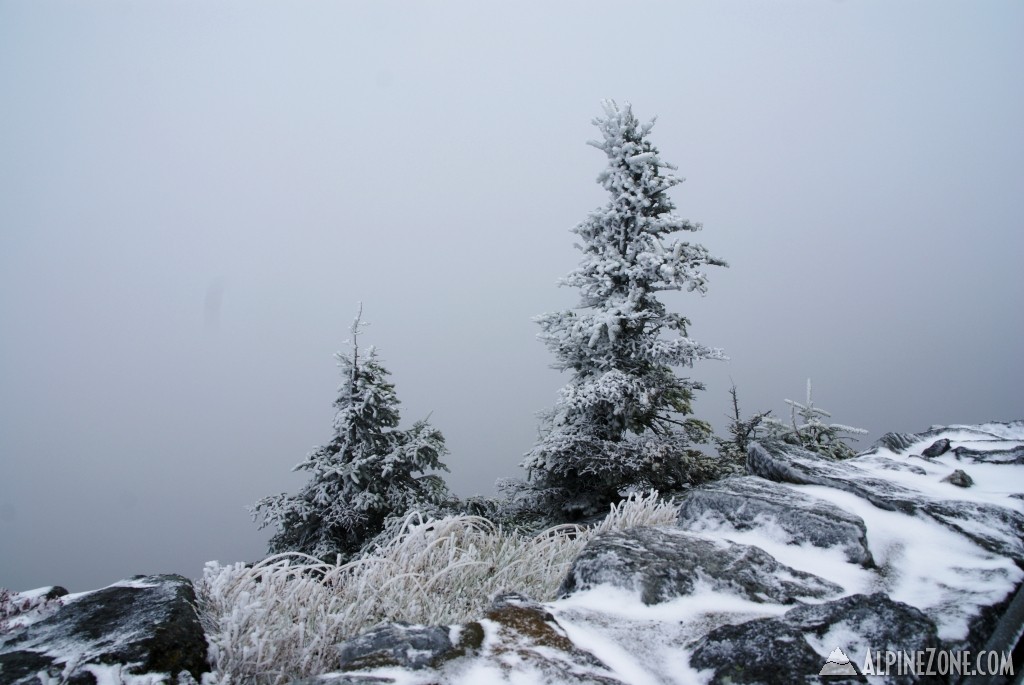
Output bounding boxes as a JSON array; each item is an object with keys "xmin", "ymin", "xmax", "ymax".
[
  {"xmin": 521, "ymin": 101, "xmax": 727, "ymax": 520},
  {"xmin": 252, "ymin": 310, "xmax": 449, "ymax": 562}
]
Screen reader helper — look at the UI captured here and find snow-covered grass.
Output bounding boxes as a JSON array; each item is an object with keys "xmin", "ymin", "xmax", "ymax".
[{"xmin": 195, "ymin": 490, "xmax": 677, "ymax": 684}]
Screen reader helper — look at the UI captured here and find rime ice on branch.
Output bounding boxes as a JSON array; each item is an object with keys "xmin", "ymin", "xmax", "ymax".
[
  {"xmin": 764, "ymin": 379, "xmax": 868, "ymax": 460},
  {"xmin": 521, "ymin": 101, "xmax": 727, "ymax": 520}
]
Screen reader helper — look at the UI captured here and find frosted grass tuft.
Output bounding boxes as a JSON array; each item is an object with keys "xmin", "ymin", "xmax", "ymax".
[{"xmin": 195, "ymin": 490, "xmax": 676, "ymax": 684}]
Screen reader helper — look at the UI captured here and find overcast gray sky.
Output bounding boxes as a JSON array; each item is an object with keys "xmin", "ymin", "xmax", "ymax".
[{"xmin": 2, "ymin": 1, "xmax": 1022, "ymax": 592}]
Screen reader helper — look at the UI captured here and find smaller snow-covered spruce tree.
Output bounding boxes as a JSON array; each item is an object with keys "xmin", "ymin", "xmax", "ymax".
[
  {"xmin": 251, "ymin": 309, "xmax": 449, "ymax": 562},
  {"xmin": 521, "ymin": 101, "xmax": 727, "ymax": 521},
  {"xmin": 763, "ymin": 379, "xmax": 868, "ymax": 459},
  {"xmin": 715, "ymin": 383, "xmax": 771, "ymax": 470}
]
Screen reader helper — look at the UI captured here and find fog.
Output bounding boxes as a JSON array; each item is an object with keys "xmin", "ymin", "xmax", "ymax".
[{"xmin": 2, "ymin": 1, "xmax": 1022, "ymax": 592}]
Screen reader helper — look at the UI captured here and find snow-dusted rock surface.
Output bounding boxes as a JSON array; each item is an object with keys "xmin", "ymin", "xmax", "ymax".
[
  {"xmin": 291, "ymin": 421, "xmax": 1024, "ymax": 684},
  {"xmin": 677, "ymin": 475, "xmax": 874, "ymax": 566},
  {"xmin": 558, "ymin": 526, "xmax": 843, "ymax": 605},
  {"xmin": 6, "ymin": 422, "xmax": 1023, "ymax": 684},
  {"xmin": 334, "ymin": 623, "xmax": 460, "ymax": 671},
  {"xmin": 0, "ymin": 575, "xmax": 207, "ymax": 684},
  {"xmin": 747, "ymin": 437, "xmax": 1024, "ymax": 561},
  {"xmin": 689, "ymin": 593, "xmax": 943, "ymax": 685}
]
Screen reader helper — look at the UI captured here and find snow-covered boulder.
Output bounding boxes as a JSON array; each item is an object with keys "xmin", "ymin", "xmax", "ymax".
[
  {"xmin": 689, "ymin": 593, "xmax": 943, "ymax": 685},
  {"xmin": 677, "ymin": 475, "xmax": 874, "ymax": 566},
  {"xmin": 747, "ymin": 439, "xmax": 1024, "ymax": 560},
  {"xmin": 558, "ymin": 526, "xmax": 842, "ymax": 605},
  {"xmin": 0, "ymin": 574, "xmax": 207, "ymax": 684},
  {"xmin": 547, "ymin": 422, "xmax": 1024, "ymax": 683},
  {"xmin": 334, "ymin": 623, "xmax": 463, "ymax": 672}
]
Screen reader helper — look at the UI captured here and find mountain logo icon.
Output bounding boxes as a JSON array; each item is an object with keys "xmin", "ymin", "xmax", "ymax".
[{"xmin": 819, "ymin": 647, "xmax": 859, "ymax": 676}]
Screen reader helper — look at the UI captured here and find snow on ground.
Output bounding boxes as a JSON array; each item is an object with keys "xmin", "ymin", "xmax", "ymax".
[
  {"xmin": 273, "ymin": 425, "xmax": 1024, "ymax": 684},
  {"xmin": 1, "ymin": 587, "xmax": 64, "ymax": 632},
  {"xmin": 10, "ymin": 425, "xmax": 1021, "ymax": 684},
  {"xmin": 797, "ymin": 484, "xmax": 1021, "ymax": 641},
  {"xmin": 503, "ymin": 425, "xmax": 1023, "ymax": 683},
  {"xmin": 553, "ymin": 584, "xmax": 789, "ymax": 685}
]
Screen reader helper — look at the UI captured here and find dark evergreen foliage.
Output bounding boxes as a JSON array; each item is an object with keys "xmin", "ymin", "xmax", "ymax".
[
  {"xmin": 252, "ymin": 310, "xmax": 449, "ymax": 561},
  {"xmin": 520, "ymin": 101, "xmax": 727, "ymax": 520}
]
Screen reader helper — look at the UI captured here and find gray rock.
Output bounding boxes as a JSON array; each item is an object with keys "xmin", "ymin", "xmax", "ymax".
[
  {"xmin": 922, "ymin": 438, "xmax": 952, "ymax": 458},
  {"xmin": 0, "ymin": 574, "xmax": 207, "ymax": 684},
  {"xmin": 920, "ymin": 422, "xmax": 1022, "ymax": 441},
  {"xmin": 690, "ymin": 593, "xmax": 943, "ymax": 685},
  {"xmin": 861, "ymin": 422, "xmax": 1024, "ymax": 460},
  {"xmin": 35, "ymin": 586, "xmax": 68, "ymax": 602},
  {"xmin": 953, "ymin": 444, "xmax": 1024, "ymax": 465},
  {"xmin": 873, "ymin": 432, "xmax": 920, "ymax": 454},
  {"xmin": 942, "ymin": 469, "xmax": 974, "ymax": 488},
  {"xmin": 856, "ymin": 454, "xmax": 928, "ymax": 475},
  {"xmin": 677, "ymin": 476, "xmax": 874, "ymax": 566},
  {"xmin": 748, "ymin": 441, "xmax": 1024, "ymax": 561},
  {"xmin": 559, "ymin": 526, "xmax": 842, "ymax": 605},
  {"xmin": 336, "ymin": 623, "xmax": 455, "ymax": 671}
]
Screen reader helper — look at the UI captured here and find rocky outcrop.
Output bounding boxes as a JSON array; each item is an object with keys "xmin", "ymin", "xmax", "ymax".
[
  {"xmin": 677, "ymin": 475, "xmax": 874, "ymax": 566},
  {"xmin": 296, "ymin": 593, "xmax": 621, "ymax": 685},
  {"xmin": 690, "ymin": 593, "xmax": 944, "ymax": 685},
  {"xmin": 289, "ymin": 423, "xmax": 1024, "ymax": 684},
  {"xmin": 952, "ymin": 444, "xmax": 1024, "ymax": 465},
  {"xmin": 747, "ymin": 440, "xmax": 1024, "ymax": 561},
  {"xmin": 335, "ymin": 622, "xmax": 457, "ymax": 671},
  {"xmin": 559, "ymin": 526, "xmax": 842, "ymax": 604},
  {"xmin": 8, "ymin": 422, "xmax": 1023, "ymax": 684},
  {"xmin": 0, "ymin": 575, "xmax": 207, "ymax": 684},
  {"xmin": 874, "ymin": 431, "xmax": 920, "ymax": 453}
]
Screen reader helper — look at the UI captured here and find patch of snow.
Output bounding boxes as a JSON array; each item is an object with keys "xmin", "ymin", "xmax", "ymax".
[
  {"xmin": 83, "ymin": 664, "xmax": 170, "ymax": 685},
  {"xmin": 937, "ymin": 423, "xmax": 1024, "ymax": 440},
  {"xmin": 553, "ymin": 583, "xmax": 789, "ymax": 625},
  {"xmin": 446, "ymin": 660, "xmax": 546, "ymax": 684},
  {"xmin": 15, "ymin": 586, "xmax": 59, "ymax": 601},
  {"xmin": 550, "ymin": 583, "xmax": 790, "ymax": 685},
  {"xmin": 855, "ymin": 450, "xmax": 1024, "ymax": 509},
  {"xmin": 555, "ymin": 617, "xmax": 662, "ymax": 685},
  {"xmin": 111, "ymin": 579, "xmax": 161, "ymax": 590},
  {"xmin": 661, "ymin": 650, "xmax": 714, "ymax": 685},
  {"xmin": 689, "ymin": 519, "xmax": 873, "ymax": 598},
  {"xmin": 2, "ymin": 588, "xmax": 63, "ymax": 632},
  {"xmin": 477, "ymin": 617, "xmax": 503, "ymax": 652},
  {"xmin": 795, "ymin": 485, "xmax": 1022, "ymax": 641},
  {"xmin": 804, "ymin": 621, "xmax": 875, "ymax": 669},
  {"xmin": 59, "ymin": 590, "xmax": 94, "ymax": 603}
]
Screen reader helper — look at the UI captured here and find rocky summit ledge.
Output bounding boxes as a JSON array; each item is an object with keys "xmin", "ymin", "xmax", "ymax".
[
  {"xmin": 0, "ymin": 574, "xmax": 207, "ymax": 684},
  {"xmin": 296, "ymin": 421, "xmax": 1024, "ymax": 684},
  {"xmin": 4, "ymin": 421, "xmax": 1023, "ymax": 684}
]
